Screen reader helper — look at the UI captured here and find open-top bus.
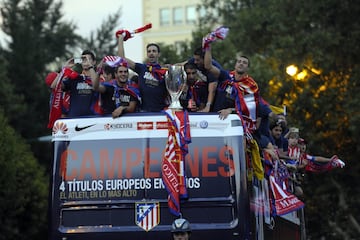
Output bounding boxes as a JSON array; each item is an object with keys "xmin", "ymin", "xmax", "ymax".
[{"xmin": 48, "ymin": 113, "xmax": 305, "ymax": 240}]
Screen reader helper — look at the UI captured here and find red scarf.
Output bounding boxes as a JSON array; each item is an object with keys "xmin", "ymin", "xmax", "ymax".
[
  {"xmin": 47, "ymin": 68, "xmax": 81, "ymax": 128},
  {"xmin": 147, "ymin": 63, "xmax": 167, "ymax": 80},
  {"xmin": 221, "ymin": 72, "xmax": 260, "ymax": 134},
  {"xmin": 162, "ymin": 109, "xmax": 191, "ymax": 216}
]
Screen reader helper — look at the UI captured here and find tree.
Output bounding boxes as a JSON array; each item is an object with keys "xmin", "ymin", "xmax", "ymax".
[
  {"xmin": 0, "ymin": 2, "xmax": 129, "ymax": 238},
  {"xmin": 0, "ymin": 0, "xmax": 127, "ymax": 137},
  {"xmin": 0, "ymin": 109, "xmax": 48, "ymax": 240},
  {"xmin": 158, "ymin": 41, "xmax": 193, "ymax": 65},
  {"xmin": 197, "ymin": 0, "xmax": 360, "ymax": 238},
  {"xmin": 80, "ymin": 7, "xmax": 122, "ymax": 60},
  {"xmin": 0, "ymin": 0, "xmax": 80, "ymax": 139},
  {"xmin": 0, "ymin": 54, "xmax": 25, "ymax": 119}
]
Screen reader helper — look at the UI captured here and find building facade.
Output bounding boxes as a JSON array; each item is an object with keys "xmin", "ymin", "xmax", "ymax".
[{"xmin": 141, "ymin": 0, "xmax": 204, "ymax": 55}]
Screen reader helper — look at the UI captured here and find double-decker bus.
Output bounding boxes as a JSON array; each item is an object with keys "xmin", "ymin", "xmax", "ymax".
[{"xmin": 48, "ymin": 113, "xmax": 305, "ymax": 240}]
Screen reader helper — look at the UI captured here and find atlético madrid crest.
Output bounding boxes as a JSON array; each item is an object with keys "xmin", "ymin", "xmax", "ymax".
[{"xmin": 135, "ymin": 202, "xmax": 160, "ymax": 231}]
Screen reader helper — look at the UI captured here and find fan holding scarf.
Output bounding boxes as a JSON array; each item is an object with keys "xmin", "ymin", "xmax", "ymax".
[
  {"xmin": 116, "ymin": 25, "xmax": 168, "ymax": 112},
  {"xmin": 202, "ymin": 27, "xmax": 260, "ymax": 140},
  {"xmin": 93, "ymin": 56, "xmax": 141, "ymax": 118}
]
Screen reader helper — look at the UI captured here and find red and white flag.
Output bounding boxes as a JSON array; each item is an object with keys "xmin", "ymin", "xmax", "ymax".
[
  {"xmin": 115, "ymin": 23, "xmax": 152, "ymax": 40},
  {"xmin": 305, "ymin": 155, "xmax": 345, "ymax": 173},
  {"xmin": 102, "ymin": 56, "xmax": 128, "ymax": 68},
  {"xmin": 269, "ymin": 175, "xmax": 304, "ymax": 216},
  {"xmin": 162, "ymin": 109, "xmax": 191, "ymax": 216}
]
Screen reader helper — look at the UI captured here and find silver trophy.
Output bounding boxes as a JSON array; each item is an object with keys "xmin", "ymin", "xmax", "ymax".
[{"xmin": 165, "ymin": 65, "xmax": 187, "ymax": 109}]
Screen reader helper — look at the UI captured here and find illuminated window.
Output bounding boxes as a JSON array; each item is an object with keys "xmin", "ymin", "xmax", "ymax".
[
  {"xmin": 173, "ymin": 7, "xmax": 183, "ymax": 25},
  {"xmin": 199, "ymin": 6, "xmax": 207, "ymax": 18},
  {"xmin": 160, "ymin": 8, "xmax": 170, "ymax": 26},
  {"xmin": 186, "ymin": 6, "xmax": 197, "ymax": 24}
]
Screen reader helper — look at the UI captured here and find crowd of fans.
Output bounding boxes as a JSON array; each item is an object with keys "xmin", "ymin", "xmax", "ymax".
[{"xmin": 46, "ymin": 27, "xmax": 345, "ymax": 199}]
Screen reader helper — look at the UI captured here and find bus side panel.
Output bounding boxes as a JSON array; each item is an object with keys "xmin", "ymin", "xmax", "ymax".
[
  {"xmin": 264, "ymin": 216, "xmax": 301, "ymax": 240},
  {"xmin": 49, "ymin": 114, "xmax": 304, "ymax": 240},
  {"xmin": 49, "ymin": 115, "xmax": 249, "ymax": 240}
]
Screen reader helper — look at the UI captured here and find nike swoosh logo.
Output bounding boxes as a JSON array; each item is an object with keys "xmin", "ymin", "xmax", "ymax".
[{"xmin": 75, "ymin": 124, "xmax": 96, "ymax": 131}]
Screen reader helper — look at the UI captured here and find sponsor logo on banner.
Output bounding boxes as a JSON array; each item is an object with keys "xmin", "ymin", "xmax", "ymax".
[
  {"xmin": 199, "ymin": 120, "xmax": 208, "ymax": 129},
  {"xmin": 75, "ymin": 124, "xmax": 95, "ymax": 131},
  {"xmin": 155, "ymin": 121, "xmax": 169, "ymax": 129},
  {"xmin": 135, "ymin": 202, "xmax": 160, "ymax": 231},
  {"xmin": 53, "ymin": 121, "xmax": 68, "ymax": 134},
  {"xmin": 104, "ymin": 123, "xmax": 133, "ymax": 130},
  {"xmin": 137, "ymin": 122, "xmax": 154, "ymax": 130}
]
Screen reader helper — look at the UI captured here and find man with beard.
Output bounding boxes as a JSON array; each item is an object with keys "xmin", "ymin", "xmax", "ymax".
[
  {"xmin": 93, "ymin": 58, "xmax": 140, "ymax": 118},
  {"xmin": 117, "ymin": 34, "xmax": 168, "ymax": 112},
  {"xmin": 203, "ymin": 42, "xmax": 260, "ymax": 137},
  {"xmin": 186, "ymin": 47, "xmax": 222, "ymax": 112},
  {"xmin": 179, "ymin": 62, "xmax": 208, "ymax": 111}
]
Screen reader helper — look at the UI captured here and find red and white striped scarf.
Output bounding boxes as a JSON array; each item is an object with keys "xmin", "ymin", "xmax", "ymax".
[
  {"xmin": 226, "ymin": 72, "xmax": 260, "ymax": 132},
  {"xmin": 288, "ymin": 145, "xmax": 301, "ymax": 160},
  {"xmin": 162, "ymin": 109, "xmax": 191, "ymax": 216}
]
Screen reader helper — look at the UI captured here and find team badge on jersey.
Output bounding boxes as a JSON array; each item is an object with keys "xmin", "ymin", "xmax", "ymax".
[{"xmin": 135, "ymin": 202, "xmax": 160, "ymax": 231}]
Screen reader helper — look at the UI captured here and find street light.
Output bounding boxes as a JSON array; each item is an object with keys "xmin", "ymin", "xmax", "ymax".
[
  {"xmin": 296, "ymin": 70, "xmax": 308, "ymax": 81},
  {"xmin": 286, "ymin": 64, "xmax": 321, "ymax": 81},
  {"xmin": 286, "ymin": 64, "xmax": 309, "ymax": 81},
  {"xmin": 286, "ymin": 65, "xmax": 298, "ymax": 77}
]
